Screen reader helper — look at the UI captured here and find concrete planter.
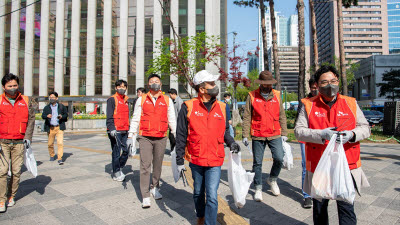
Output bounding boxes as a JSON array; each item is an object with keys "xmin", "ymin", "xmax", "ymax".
[{"xmin": 35, "ymin": 119, "xmax": 106, "ymax": 133}]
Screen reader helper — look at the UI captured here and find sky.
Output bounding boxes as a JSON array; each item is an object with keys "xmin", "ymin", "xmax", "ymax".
[{"xmin": 227, "ymin": 0, "xmax": 310, "ymax": 72}]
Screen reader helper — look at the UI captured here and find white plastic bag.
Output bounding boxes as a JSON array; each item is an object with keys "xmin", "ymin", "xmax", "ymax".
[
  {"xmin": 311, "ymin": 134, "xmax": 356, "ymax": 204},
  {"xmin": 228, "ymin": 152, "xmax": 255, "ymax": 208},
  {"xmin": 24, "ymin": 146, "xmax": 37, "ymax": 177},
  {"xmin": 129, "ymin": 134, "xmax": 137, "ymax": 156},
  {"xmin": 282, "ymin": 140, "xmax": 294, "ymax": 170},
  {"xmin": 171, "ymin": 149, "xmax": 180, "ymax": 183}
]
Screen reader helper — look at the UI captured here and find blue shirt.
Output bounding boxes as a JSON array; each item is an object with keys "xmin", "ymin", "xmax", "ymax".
[{"xmin": 50, "ymin": 103, "xmax": 59, "ymax": 126}]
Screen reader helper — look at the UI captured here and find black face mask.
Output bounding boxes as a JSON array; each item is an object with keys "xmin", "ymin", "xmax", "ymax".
[
  {"xmin": 311, "ymin": 90, "xmax": 319, "ymax": 97},
  {"xmin": 117, "ymin": 88, "xmax": 126, "ymax": 95},
  {"xmin": 5, "ymin": 88, "xmax": 18, "ymax": 96},
  {"xmin": 49, "ymin": 99, "xmax": 57, "ymax": 104},
  {"xmin": 150, "ymin": 83, "xmax": 161, "ymax": 92},
  {"xmin": 319, "ymin": 84, "xmax": 339, "ymax": 98},
  {"xmin": 260, "ymin": 86, "xmax": 271, "ymax": 94},
  {"xmin": 206, "ymin": 86, "xmax": 219, "ymax": 98}
]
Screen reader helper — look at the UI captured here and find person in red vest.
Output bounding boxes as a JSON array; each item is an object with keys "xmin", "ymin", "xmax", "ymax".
[
  {"xmin": 242, "ymin": 71, "xmax": 288, "ymax": 202},
  {"xmin": 295, "ymin": 65, "xmax": 370, "ymax": 225},
  {"xmin": 106, "ymin": 80, "xmax": 130, "ymax": 182},
  {"xmin": 0, "ymin": 73, "xmax": 36, "ymax": 213},
  {"xmin": 175, "ymin": 70, "xmax": 240, "ymax": 225},
  {"xmin": 128, "ymin": 74, "xmax": 176, "ymax": 208}
]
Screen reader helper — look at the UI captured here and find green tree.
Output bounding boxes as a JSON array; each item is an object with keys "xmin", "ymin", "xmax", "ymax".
[
  {"xmin": 226, "ymin": 69, "xmax": 259, "ymax": 102},
  {"xmin": 377, "ymin": 69, "xmax": 400, "ymax": 101}
]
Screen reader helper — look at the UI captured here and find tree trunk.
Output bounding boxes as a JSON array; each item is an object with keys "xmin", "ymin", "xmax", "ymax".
[
  {"xmin": 337, "ymin": 0, "xmax": 348, "ymax": 95},
  {"xmin": 297, "ymin": 0, "xmax": 306, "ymax": 100},
  {"xmin": 260, "ymin": 0, "xmax": 269, "ymax": 71},
  {"xmin": 269, "ymin": 0, "xmax": 281, "ymax": 91},
  {"xmin": 309, "ymin": 0, "xmax": 318, "ymax": 72}
]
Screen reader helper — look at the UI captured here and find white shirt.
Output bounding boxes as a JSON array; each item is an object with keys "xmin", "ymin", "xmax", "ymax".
[{"xmin": 128, "ymin": 93, "xmax": 177, "ymax": 138}]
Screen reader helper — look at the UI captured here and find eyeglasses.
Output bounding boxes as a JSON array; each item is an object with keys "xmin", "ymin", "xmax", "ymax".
[{"xmin": 319, "ymin": 79, "xmax": 339, "ymax": 86}]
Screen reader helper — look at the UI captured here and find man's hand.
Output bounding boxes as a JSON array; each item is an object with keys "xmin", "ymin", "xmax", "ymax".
[
  {"xmin": 337, "ymin": 130, "xmax": 354, "ymax": 144},
  {"xmin": 110, "ymin": 130, "xmax": 117, "ymax": 138},
  {"xmin": 230, "ymin": 142, "xmax": 241, "ymax": 154},
  {"xmin": 242, "ymin": 138, "xmax": 249, "ymax": 147},
  {"xmin": 229, "ymin": 120, "xmax": 232, "ymax": 125},
  {"xmin": 57, "ymin": 114, "xmax": 62, "ymax": 119},
  {"xmin": 281, "ymin": 136, "xmax": 288, "ymax": 142},
  {"xmin": 320, "ymin": 127, "xmax": 337, "ymax": 141},
  {"xmin": 47, "ymin": 114, "xmax": 52, "ymax": 118},
  {"xmin": 177, "ymin": 165, "xmax": 186, "ymax": 174},
  {"xmin": 24, "ymin": 139, "xmax": 31, "ymax": 149},
  {"xmin": 126, "ymin": 138, "xmax": 133, "ymax": 149}
]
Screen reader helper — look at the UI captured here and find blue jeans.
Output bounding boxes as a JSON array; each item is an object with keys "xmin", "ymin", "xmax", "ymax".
[
  {"xmin": 300, "ymin": 143, "xmax": 311, "ymax": 199},
  {"xmin": 189, "ymin": 163, "xmax": 221, "ymax": 225},
  {"xmin": 229, "ymin": 125, "xmax": 234, "ymax": 138},
  {"xmin": 252, "ymin": 137, "xmax": 284, "ymax": 190},
  {"xmin": 108, "ymin": 132, "xmax": 129, "ymax": 174}
]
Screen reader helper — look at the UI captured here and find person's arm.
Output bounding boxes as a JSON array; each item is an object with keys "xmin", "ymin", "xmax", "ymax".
[
  {"xmin": 350, "ymin": 104, "xmax": 371, "ymax": 143},
  {"xmin": 106, "ymin": 98, "xmax": 116, "ymax": 131},
  {"xmin": 242, "ymin": 95, "xmax": 252, "ymax": 139},
  {"xmin": 167, "ymin": 98, "xmax": 177, "ymax": 135},
  {"xmin": 128, "ymin": 97, "xmax": 142, "ymax": 137},
  {"xmin": 224, "ymin": 104, "xmax": 235, "ymax": 146},
  {"xmin": 279, "ymin": 101, "xmax": 288, "ymax": 137},
  {"xmin": 176, "ymin": 104, "xmax": 188, "ymax": 166},
  {"xmin": 294, "ymin": 105, "xmax": 325, "ymax": 144},
  {"xmin": 176, "ymin": 97, "xmax": 183, "ymax": 114},
  {"xmin": 24, "ymin": 97, "xmax": 37, "ymax": 141}
]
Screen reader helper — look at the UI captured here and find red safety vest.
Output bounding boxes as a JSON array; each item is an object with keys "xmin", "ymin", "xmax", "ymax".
[
  {"xmin": 301, "ymin": 94, "xmax": 362, "ymax": 173},
  {"xmin": 139, "ymin": 93, "xmax": 170, "ymax": 137},
  {"xmin": 184, "ymin": 98, "xmax": 227, "ymax": 167},
  {"xmin": 108, "ymin": 92, "xmax": 130, "ymax": 131},
  {"xmin": 249, "ymin": 88, "xmax": 282, "ymax": 137},
  {"xmin": 0, "ymin": 93, "xmax": 29, "ymax": 139}
]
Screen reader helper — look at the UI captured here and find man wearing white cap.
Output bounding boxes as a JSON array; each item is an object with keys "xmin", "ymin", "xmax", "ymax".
[{"xmin": 176, "ymin": 70, "xmax": 240, "ymax": 225}]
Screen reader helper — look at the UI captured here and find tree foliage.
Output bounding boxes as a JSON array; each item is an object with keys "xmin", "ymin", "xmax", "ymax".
[{"xmin": 377, "ymin": 69, "xmax": 400, "ymax": 101}]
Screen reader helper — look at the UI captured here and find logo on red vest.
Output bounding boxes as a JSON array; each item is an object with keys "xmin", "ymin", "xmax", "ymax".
[
  {"xmin": 17, "ymin": 102, "xmax": 26, "ymax": 106},
  {"xmin": 194, "ymin": 111, "xmax": 204, "ymax": 117},
  {"xmin": 2, "ymin": 101, "xmax": 10, "ymax": 106},
  {"xmin": 145, "ymin": 100, "xmax": 152, "ymax": 104},
  {"xmin": 270, "ymin": 99, "xmax": 277, "ymax": 103},
  {"xmin": 159, "ymin": 102, "xmax": 166, "ymax": 106},
  {"xmin": 337, "ymin": 111, "xmax": 349, "ymax": 116},
  {"xmin": 119, "ymin": 101, "xmax": 124, "ymax": 105},
  {"xmin": 314, "ymin": 111, "xmax": 326, "ymax": 118},
  {"xmin": 214, "ymin": 112, "xmax": 222, "ymax": 118},
  {"xmin": 256, "ymin": 99, "xmax": 263, "ymax": 103}
]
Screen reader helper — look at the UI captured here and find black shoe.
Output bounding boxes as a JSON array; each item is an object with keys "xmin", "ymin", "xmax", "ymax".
[
  {"xmin": 54, "ymin": 155, "xmax": 57, "ymax": 160},
  {"xmin": 58, "ymin": 160, "xmax": 64, "ymax": 165},
  {"xmin": 50, "ymin": 157, "xmax": 54, "ymax": 161},
  {"xmin": 303, "ymin": 197, "xmax": 312, "ymax": 208}
]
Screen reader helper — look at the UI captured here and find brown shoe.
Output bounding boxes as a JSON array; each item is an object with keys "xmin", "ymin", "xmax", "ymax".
[{"xmin": 196, "ymin": 217, "xmax": 205, "ymax": 225}]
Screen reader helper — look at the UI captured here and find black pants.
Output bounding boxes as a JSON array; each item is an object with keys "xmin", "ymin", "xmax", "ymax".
[
  {"xmin": 169, "ymin": 131, "xmax": 176, "ymax": 151},
  {"xmin": 108, "ymin": 132, "xmax": 129, "ymax": 174},
  {"xmin": 313, "ymin": 199, "xmax": 356, "ymax": 225}
]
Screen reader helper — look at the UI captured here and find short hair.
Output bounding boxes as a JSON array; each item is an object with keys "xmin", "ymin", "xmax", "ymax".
[
  {"xmin": 308, "ymin": 77, "xmax": 317, "ymax": 87},
  {"xmin": 223, "ymin": 93, "xmax": 231, "ymax": 98},
  {"xmin": 194, "ymin": 83, "xmax": 206, "ymax": 93},
  {"xmin": 115, "ymin": 79, "xmax": 127, "ymax": 88},
  {"xmin": 137, "ymin": 87, "xmax": 146, "ymax": 94},
  {"xmin": 168, "ymin": 88, "xmax": 178, "ymax": 95},
  {"xmin": 2, "ymin": 73, "xmax": 19, "ymax": 86},
  {"xmin": 49, "ymin": 91, "xmax": 58, "ymax": 97},
  {"xmin": 148, "ymin": 74, "xmax": 161, "ymax": 82},
  {"xmin": 313, "ymin": 65, "xmax": 340, "ymax": 83}
]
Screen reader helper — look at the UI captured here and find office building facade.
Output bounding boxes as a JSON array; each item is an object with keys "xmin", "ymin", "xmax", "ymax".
[{"xmin": 388, "ymin": 0, "xmax": 400, "ymax": 54}]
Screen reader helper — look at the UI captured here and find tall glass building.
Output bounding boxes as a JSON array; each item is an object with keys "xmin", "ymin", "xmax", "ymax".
[
  {"xmin": 0, "ymin": 0, "xmax": 227, "ymax": 111},
  {"xmin": 388, "ymin": 0, "xmax": 400, "ymax": 54}
]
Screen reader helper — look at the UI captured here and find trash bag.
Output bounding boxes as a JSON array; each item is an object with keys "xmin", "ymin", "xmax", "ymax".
[
  {"xmin": 129, "ymin": 134, "xmax": 137, "ymax": 157},
  {"xmin": 171, "ymin": 149, "xmax": 180, "ymax": 183},
  {"xmin": 24, "ymin": 146, "xmax": 37, "ymax": 177},
  {"xmin": 228, "ymin": 152, "xmax": 255, "ymax": 208},
  {"xmin": 282, "ymin": 140, "xmax": 294, "ymax": 170},
  {"xmin": 311, "ymin": 134, "xmax": 356, "ymax": 204}
]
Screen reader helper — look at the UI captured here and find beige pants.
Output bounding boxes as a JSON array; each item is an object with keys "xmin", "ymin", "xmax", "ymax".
[
  {"xmin": 138, "ymin": 136, "xmax": 167, "ymax": 199},
  {"xmin": 0, "ymin": 143, "xmax": 24, "ymax": 202},
  {"xmin": 48, "ymin": 126, "xmax": 64, "ymax": 160}
]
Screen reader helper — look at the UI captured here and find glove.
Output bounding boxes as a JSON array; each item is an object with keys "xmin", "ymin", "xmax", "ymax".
[
  {"xmin": 281, "ymin": 136, "xmax": 288, "ymax": 142},
  {"xmin": 337, "ymin": 130, "xmax": 354, "ymax": 144},
  {"xmin": 23, "ymin": 139, "xmax": 31, "ymax": 149},
  {"xmin": 230, "ymin": 142, "xmax": 241, "ymax": 154},
  {"xmin": 110, "ymin": 130, "xmax": 117, "ymax": 138},
  {"xmin": 126, "ymin": 138, "xmax": 133, "ymax": 150},
  {"xmin": 320, "ymin": 127, "xmax": 337, "ymax": 141},
  {"xmin": 242, "ymin": 138, "xmax": 249, "ymax": 147},
  {"xmin": 177, "ymin": 165, "xmax": 186, "ymax": 174}
]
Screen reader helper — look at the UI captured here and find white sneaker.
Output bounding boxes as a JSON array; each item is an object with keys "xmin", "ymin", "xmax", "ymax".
[
  {"xmin": 0, "ymin": 202, "xmax": 5, "ymax": 213},
  {"xmin": 150, "ymin": 187, "xmax": 163, "ymax": 200},
  {"xmin": 7, "ymin": 197, "xmax": 15, "ymax": 207},
  {"xmin": 267, "ymin": 178, "xmax": 280, "ymax": 196},
  {"xmin": 112, "ymin": 171, "xmax": 125, "ymax": 182},
  {"xmin": 142, "ymin": 197, "xmax": 151, "ymax": 208},
  {"xmin": 254, "ymin": 189, "xmax": 263, "ymax": 202}
]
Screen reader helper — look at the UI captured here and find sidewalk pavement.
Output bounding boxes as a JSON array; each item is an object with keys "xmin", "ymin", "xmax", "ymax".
[{"xmin": 0, "ymin": 133, "xmax": 399, "ymax": 225}]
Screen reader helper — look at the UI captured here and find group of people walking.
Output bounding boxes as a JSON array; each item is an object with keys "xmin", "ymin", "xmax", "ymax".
[{"xmin": 0, "ymin": 65, "xmax": 371, "ymax": 225}]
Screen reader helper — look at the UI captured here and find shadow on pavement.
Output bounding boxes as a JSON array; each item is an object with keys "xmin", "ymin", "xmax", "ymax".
[
  {"xmin": 21, "ymin": 161, "xmax": 43, "ymax": 174},
  {"xmin": 15, "ymin": 175, "xmax": 52, "ymax": 200},
  {"xmin": 360, "ymin": 151, "xmax": 400, "ymax": 161},
  {"xmin": 62, "ymin": 152, "xmax": 73, "ymax": 162}
]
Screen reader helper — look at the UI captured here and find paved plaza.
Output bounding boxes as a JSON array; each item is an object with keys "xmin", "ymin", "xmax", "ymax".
[{"xmin": 0, "ymin": 131, "xmax": 399, "ymax": 224}]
